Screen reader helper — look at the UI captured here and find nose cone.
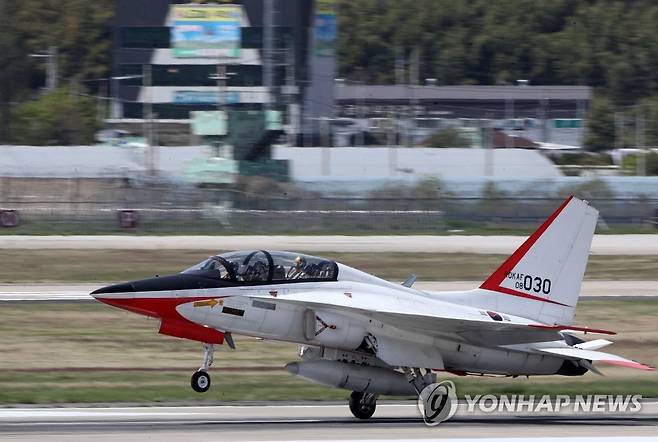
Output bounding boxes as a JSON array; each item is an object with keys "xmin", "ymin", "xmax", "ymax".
[
  {"xmin": 91, "ymin": 282, "xmax": 135, "ymax": 297},
  {"xmin": 91, "ymin": 281, "xmax": 159, "ymax": 317}
]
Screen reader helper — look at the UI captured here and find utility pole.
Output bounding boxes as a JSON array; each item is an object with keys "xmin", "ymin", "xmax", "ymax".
[
  {"xmin": 539, "ymin": 97, "xmax": 548, "ymax": 143},
  {"xmin": 46, "ymin": 46, "xmax": 58, "ymax": 91},
  {"xmin": 69, "ymin": 76, "xmax": 81, "ymax": 143},
  {"xmin": 321, "ymin": 117, "xmax": 330, "ymax": 175},
  {"xmin": 29, "ymin": 45, "xmax": 58, "ymax": 92},
  {"xmin": 213, "ymin": 60, "xmax": 228, "ymax": 157},
  {"xmin": 216, "ymin": 63, "xmax": 227, "ymax": 113},
  {"xmin": 577, "ymin": 99, "xmax": 585, "ymax": 147},
  {"xmin": 394, "ymin": 46, "xmax": 404, "ymax": 148},
  {"xmin": 395, "ymin": 46, "xmax": 404, "ymax": 86},
  {"xmin": 112, "ymin": 76, "xmax": 120, "ymax": 119},
  {"xmin": 484, "ymin": 113, "xmax": 494, "ymax": 177},
  {"xmin": 284, "ymin": 36, "xmax": 298, "ymax": 145},
  {"xmin": 357, "ymin": 81, "xmax": 365, "ymax": 147},
  {"xmin": 263, "ymin": 0, "xmax": 274, "ymax": 112},
  {"xmin": 142, "ymin": 64, "xmax": 155, "ymax": 176},
  {"xmin": 410, "ymin": 47, "xmax": 420, "ymax": 88},
  {"xmin": 505, "ymin": 92, "xmax": 513, "ymax": 148},
  {"xmin": 636, "ymin": 105, "xmax": 646, "ymax": 176},
  {"xmin": 97, "ymin": 80, "xmax": 108, "ymax": 126},
  {"xmin": 388, "ymin": 111, "xmax": 397, "ymax": 176},
  {"xmin": 408, "ymin": 47, "xmax": 420, "ymax": 147},
  {"xmin": 615, "ymin": 111, "xmax": 624, "ymax": 150}
]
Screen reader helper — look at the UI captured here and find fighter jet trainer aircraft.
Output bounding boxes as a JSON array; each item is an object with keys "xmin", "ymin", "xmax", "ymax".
[{"xmin": 92, "ymin": 196, "xmax": 653, "ymax": 420}]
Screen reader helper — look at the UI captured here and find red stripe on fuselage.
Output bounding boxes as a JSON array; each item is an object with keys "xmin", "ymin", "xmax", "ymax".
[
  {"xmin": 96, "ymin": 295, "xmax": 228, "ymax": 344},
  {"xmin": 96, "ymin": 295, "xmax": 224, "ymax": 319},
  {"xmin": 479, "ymin": 196, "xmax": 574, "ymax": 304}
]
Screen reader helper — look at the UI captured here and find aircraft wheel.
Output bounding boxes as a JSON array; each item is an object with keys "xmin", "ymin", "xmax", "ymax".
[
  {"xmin": 191, "ymin": 370, "xmax": 211, "ymax": 393},
  {"xmin": 349, "ymin": 391, "xmax": 377, "ymax": 419}
]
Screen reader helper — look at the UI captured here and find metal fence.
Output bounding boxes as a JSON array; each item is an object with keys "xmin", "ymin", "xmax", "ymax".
[{"xmin": 1, "ymin": 191, "xmax": 656, "ymax": 234}]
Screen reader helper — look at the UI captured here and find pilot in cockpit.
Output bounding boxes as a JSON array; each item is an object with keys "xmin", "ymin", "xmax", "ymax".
[{"xmin": 286, "ymin": 256, "xmax": 306, "ymax": 279}]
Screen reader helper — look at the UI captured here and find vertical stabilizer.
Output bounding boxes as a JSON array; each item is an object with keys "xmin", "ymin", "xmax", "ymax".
[{"xmin": 477, "ymin": 196, "xmax": 598, "ymax": 325}]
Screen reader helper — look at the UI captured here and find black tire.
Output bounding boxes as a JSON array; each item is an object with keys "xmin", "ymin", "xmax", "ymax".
[
  {"xmin": 191, "ymin": 370, "xmax": 211, "ymax": 393},
  {"xmin": 349, "ymin": 391, "xmax": 376, "ymax": 419}
]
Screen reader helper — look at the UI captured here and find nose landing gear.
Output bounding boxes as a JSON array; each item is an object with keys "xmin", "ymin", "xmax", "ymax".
[
  {"xmin": 191, "ymin": 343, "xmax": 214, "ymax": 393},
  {"xmin": 191, "ymin": 370, "xmax": 211, "ymax": 393}
]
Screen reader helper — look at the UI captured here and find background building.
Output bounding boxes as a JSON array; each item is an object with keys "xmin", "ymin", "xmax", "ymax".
[
  {"xmin": 113, "ymin": 0, "xmax": 336, "ymax": 140},
  {"xmin": 335, "ymin": 84, "xmax": 592, "ymax": 148}
]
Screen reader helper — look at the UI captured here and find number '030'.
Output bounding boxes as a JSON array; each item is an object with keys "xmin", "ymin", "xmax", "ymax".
[{"xmin": 516, "ymin": 276, "xmax": 551, "ymax": 294}]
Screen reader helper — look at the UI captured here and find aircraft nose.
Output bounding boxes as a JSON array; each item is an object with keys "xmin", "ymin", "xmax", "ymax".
[{"xmin": 91, "ymin": 282, "xmax": 135, "ymax": 296}]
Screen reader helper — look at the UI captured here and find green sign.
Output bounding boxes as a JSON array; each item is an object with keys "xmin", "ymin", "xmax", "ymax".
[
  {"xmin": 553, "ymin": 119, "xmax": 582, "ymax": 129},
  {"xmin": 191, "ymin": 111, "xmax": 227, "ymax": 136}
]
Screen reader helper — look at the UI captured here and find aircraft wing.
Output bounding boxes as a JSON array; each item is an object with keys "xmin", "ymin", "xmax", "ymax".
[
  {"xmin": 265, "ymin": 295, "xmax": 643, "ymax": 370},
  {"xmin": 363, "ymin": 309, "xmax": 564, "ymax": 346},
  {"xmin": 268, "ymin": 294, "xmax": 567, "ymax": 347}
]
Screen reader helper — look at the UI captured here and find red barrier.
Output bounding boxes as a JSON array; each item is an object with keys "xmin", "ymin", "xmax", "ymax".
[
  {"xmin": 118, "ymin": 210, "xmax": 138, "ymax": 228},
  {"xmin": 0, "ymin": 210, "xmax": 19, "ymax": 228}
]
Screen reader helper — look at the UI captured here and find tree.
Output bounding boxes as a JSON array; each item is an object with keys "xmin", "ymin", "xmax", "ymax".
[
  {"xmin": 584, "ymin": 96, "xmax": 615, "ymax": 152},
  {"xmin": 15, "ymin": 0, "xmax": 113, "ymax": 90},
  {"xmin": 10, "ymin": 87, "xmax": 98, "ymax": 145},
  {"xmin": 423, "ymin": 128, "xmax": 472, "ymax": 148},
  {"xmin": 0, "ymin": 0, "xmax": 29, "ymax": 142},
  {"xmin": 0, "ymin": 0, "xmax": 113, "ymax": 144},
  {"xmin": 337, "ymin": 0, "xmax": 658, "ymax": 103}
]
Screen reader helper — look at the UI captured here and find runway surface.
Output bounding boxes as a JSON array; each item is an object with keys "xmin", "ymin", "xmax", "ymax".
[
  {"xmin": 1, "ymin": 281, "xmax": 656, "ymax": 302},
  {"xmin": 0, "ymin": 234, "xmax": 657, "ymax": 254},
  {"xmin": 1, "ymin": 403, "xmax": 657, "ymax": 441}
]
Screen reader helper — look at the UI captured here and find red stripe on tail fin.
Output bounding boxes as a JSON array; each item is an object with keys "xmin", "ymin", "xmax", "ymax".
[{"xmin": 480, "ymin": 195, "xmax": 574, "ymax": 295}]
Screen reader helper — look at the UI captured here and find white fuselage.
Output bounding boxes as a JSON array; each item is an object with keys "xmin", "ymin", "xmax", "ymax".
[{"xmin": 170, "ymin": 276, "xmax": 566, "ymax": 376}]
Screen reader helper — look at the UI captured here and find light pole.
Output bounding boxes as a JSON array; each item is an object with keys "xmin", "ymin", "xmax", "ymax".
[
  {"xmin": 109, "ymin": 71, "xmax": 151, "ymax": 168},
  {"xmin": 110, "ymin": 74, "xmax": 144, "ymax": 120},
  {"xmin": 209, "ymin": 68, "xmax": 237, "ymax": 142},
  {"xmin": 29, "ymin": 46, "xmax": 58, "ymax": 91},
  {"xmin": 109, "ymin": 72, "xmax": 158, "ymax": 175},
  {"xmin": 208, "ymin": 69, "xmax": 236, "ymax": 113},
  {"xmin": 335, "ymin": 78, "xmax": 366, "ymax": 147}
]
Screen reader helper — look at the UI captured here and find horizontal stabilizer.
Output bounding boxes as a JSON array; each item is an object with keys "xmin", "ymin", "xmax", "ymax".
[
  {"xmin": 529, "ymin": 324, "xmax": 616, "ymax": 335},
  {"xmin": 536, "ymin": 347, "xmax": 654, "ymax": 371}
]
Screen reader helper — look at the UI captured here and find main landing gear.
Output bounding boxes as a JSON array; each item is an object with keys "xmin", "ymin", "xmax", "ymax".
[
  {"xmin": 347, "ymin": 368, "xmax": 442, "ymax": 421},
  {"xmin": 191, "ymin": 344, "xmax": 214, "ymax": 393},
  {"xmin": 349, "ymin": 391, "xmax": 377, "ymax": 419}
]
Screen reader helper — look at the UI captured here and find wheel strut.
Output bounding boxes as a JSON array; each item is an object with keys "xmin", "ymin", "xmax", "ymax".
[
  {"xmin": 200, "ymin": 343, "xmax": 214, "ymax": 371},
  {"xmin": 349, "ymin": 391, "xmax": 377, "ymax": 419},
  {"xmin": 191, "ymin": 343, "xmax": 215, "ymax": 393}
]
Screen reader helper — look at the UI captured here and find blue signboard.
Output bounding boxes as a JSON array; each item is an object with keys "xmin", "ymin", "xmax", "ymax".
[{"xmin": 173, "ymin": 91, "xmax": 240, "ymax": 105}]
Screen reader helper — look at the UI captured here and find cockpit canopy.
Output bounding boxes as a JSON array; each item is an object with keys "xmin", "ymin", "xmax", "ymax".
[{"xmin": 182, "ymin": 250, "xmax": 338, "ymax": 284}]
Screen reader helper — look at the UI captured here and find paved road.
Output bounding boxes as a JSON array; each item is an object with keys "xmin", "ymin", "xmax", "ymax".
[
  {"xmin": 0, "ymin": 234, "xmax": 657, "ymax": 254},
  {"xmin": 0, "ymin": 403, "xmax": 656, "ymax": 441},
  {"xmin": 1, "ymin": 281, "xmax": 656, "ymax": 302}
]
